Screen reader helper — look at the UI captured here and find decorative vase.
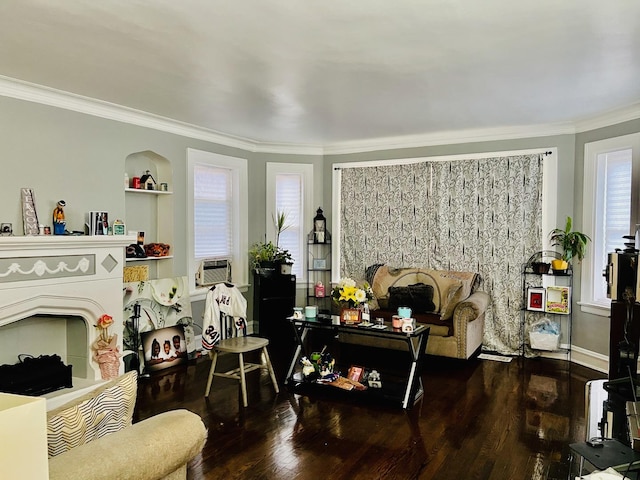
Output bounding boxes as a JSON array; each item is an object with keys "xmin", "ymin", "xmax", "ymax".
[
  {"xmin": 551, "ymin": 259, "xmax": 568, "ymax": 273},
  {"xmin": 92, "ymin": 334, "xmax": 121, "ymax": 380},
  {"xmin": 340, "ymin": 307, "xmax": 362, "ymax": 325},
  {"xmin": 280, "ymin": 262, "xmax": 293, "ymax": 275}
]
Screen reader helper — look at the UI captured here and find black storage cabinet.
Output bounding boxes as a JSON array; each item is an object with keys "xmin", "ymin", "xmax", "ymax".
[{"xmin": 252, "ymin": 271, "xmax": 296, "ymax": 378}]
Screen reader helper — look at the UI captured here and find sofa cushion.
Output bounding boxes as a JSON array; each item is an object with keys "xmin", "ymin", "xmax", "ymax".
[
  {"xmin": 428, "ymin": 270, "xmax": 479, "ymax": 320},
  {"xmin": 47, "ymin": 370, "xmax": 138, "ymax": 457},
  {"xmin": 388, "ymin": 283, "xmax": 436, "ymax": 314}
]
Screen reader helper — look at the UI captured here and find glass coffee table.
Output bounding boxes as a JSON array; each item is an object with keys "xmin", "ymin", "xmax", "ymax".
[{"xmin": 285, "ymin": 316, "xmax": 429, "ymax": 409}]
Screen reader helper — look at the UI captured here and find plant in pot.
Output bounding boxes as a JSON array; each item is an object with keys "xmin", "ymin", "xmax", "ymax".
[
  {"xmin": 273, "ymin": 210, "xmax": 294, "ymax": 274},
  {"xmin": 274, "ymin": 247, "xmax": 294, "ymax": 274},
  {"xmin": 249, "ymin": 210, "xmax": 294, "ymax": 274},
  {"xmin": 549, "ymin": 216, "xmax": 591, "ymax": 273},
  {"xmin": 249, "ymin": 240, "xmax": 278, "ymax": 272}
]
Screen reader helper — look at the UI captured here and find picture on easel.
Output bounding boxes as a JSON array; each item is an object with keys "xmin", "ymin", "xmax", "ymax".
[{"xmin": 141, "ymin": 325, "xmax": 188, "ymax": 373}]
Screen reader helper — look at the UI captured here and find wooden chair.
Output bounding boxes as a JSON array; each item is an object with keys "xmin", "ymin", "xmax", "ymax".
[{"xmin": 204, "ymin": 336, "xmax": 279, "ymax": 407}]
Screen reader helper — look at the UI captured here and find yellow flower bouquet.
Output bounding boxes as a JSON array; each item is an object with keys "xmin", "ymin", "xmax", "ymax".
[{"xmin": 331, "ymin": 277, "xmax": 373, "ymax": 309}]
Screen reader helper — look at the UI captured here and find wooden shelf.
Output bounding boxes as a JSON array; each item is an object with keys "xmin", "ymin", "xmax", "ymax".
[
  {"xmin": 125, "ymin": 188, "xmax": 172, "ymax": 195},
  {"xmin": 126, "ymin": 255, "xmax": 173, "ymax": 262}
]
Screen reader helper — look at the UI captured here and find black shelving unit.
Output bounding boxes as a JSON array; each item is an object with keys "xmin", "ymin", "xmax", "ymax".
[
  {"xmin": 521, "ymin": 251, "xmax": 573, "ymax": 359},
  {"xmin": 306, "ymin": 230, "xmax": 332, "ymax": 314}
]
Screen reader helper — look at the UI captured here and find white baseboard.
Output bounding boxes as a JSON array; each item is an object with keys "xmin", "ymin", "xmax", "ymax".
[{"xmin": 538, "ymin": 344, "xmax": 609, "ymax": 374}]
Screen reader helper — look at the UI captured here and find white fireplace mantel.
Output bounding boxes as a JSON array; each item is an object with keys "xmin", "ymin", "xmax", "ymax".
[{"xmin": 0, "ymin": 235, "xmax": 135, "ymax": 391}]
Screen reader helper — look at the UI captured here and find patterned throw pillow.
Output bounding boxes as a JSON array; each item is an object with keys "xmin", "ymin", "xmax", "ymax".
[{"xmin": 47, "ymin": 371, "xmax": 138, "ymax": 457}]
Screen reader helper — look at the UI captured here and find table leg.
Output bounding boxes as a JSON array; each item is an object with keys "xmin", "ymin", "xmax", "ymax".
[
  {"xmin": 402, "ymin": 329, "xmax": 428, "ymax": 409},
  {"xmin": 285, "ymin": 324, "xmax": 309, "ymax": 385}
]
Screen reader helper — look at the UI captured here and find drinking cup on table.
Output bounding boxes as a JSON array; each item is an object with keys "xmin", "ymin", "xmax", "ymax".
[
  {"xmin": 392, "ymin": 315, "xmax": 403, "ymax": 329},
  {"xmin": 305, "ymin": 305, "xmax": 317, "ymax": 318},
  {"xmin": 397, "ymin": 306, "xmax": 412, "ymax": 318}
]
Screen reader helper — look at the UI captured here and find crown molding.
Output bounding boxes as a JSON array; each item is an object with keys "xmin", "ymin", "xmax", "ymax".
[
  {"xmin": 322, "ymin": 123, "xmax": 577, "ymax": 155},
  {"xmin": 574, "ymin": 102, "xmax": 640, "ymax": 134},
  {"xmin": 0, "ymin": 75, "xmax": 638, "ymax": 156},
  {"xmin": 0, "ymin": 75, "xmax": 324, "ymax": 155}
]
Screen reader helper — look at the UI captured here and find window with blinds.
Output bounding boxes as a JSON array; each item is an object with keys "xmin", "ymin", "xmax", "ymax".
[
  {"xmin": 266, "ymin": 163, "xmax": 313, "ymax": 281},
  {"xmin": 275, "ymin": 173, "xmax": 303, "ymax": 277},
  {"xmin": 194, "ymin": 164, "xmax": 233, "ymax": 259},
  {"xmin": 593, "ymin": 149, "xmax": 631, "ymax": 303},
  {"xmin": 187, "ymin": 148, "xmax": 248, "ymax": 290}
]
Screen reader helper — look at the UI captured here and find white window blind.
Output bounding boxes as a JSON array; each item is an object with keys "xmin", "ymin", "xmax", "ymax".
[
  {"xmin": 266, "ymin": 163, "xmax": 313, "ymax": 282},
  {"xmin": 593, "ymin": 150, "xmax": 631, "ymax": 303},
  {"xmin": 275, "ymin": 173, "xmax": 303, "ymax": 277},
  {"xmin": 194, "ymin": 164, "xmax": 233, "ymax": 259}
]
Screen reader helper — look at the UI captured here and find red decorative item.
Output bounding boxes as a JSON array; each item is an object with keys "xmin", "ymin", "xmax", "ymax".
[{"xmin": 314, "ymin": 282, "xmax": 325, "ymax": 298}]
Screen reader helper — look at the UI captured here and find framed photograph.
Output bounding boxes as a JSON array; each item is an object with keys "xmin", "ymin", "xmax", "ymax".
[
  {"xmin": 546, "ymin": 286, "xmax": 571, "ymax": 314},
  {"xmin": 313, "ymin": 258, "xmax": 327, "ymax": 270},
  {"xmin": 347, "ymin": 365, "xmax": 365, "ymax": 382},
  {"xmin": 140, "ymin": 325, "xmax": 188, "ymax": 373},
  {"xmin": 0, "ymin": 223, "xmax": 12, "ymax": 236},
  {"xmin": 527, "ymin": 287, "xmax": 546, "ymax": 312}
]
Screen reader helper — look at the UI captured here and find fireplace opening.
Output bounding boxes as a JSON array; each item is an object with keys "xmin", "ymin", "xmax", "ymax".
[{"xmin": 0, "ymin": 314, "xmax": 88, "ymax": 379}]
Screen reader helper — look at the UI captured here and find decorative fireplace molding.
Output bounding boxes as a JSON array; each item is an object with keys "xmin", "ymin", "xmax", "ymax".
[
  {"xmin": 0, "ymin": 255, "xmax": 95, "ymax": 282},
  {"xmin": 0, "ymin": 235, "xmax": 134, "ymax": 385}
]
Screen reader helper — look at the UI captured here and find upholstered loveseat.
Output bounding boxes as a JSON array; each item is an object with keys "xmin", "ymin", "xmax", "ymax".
[
  {"xmin": 47, "ymin": 371, "xmax": 208, "ymax": 480},
  {"xmin": 343, "ymin": 265, "xmax": 489, "ymax": 359}
]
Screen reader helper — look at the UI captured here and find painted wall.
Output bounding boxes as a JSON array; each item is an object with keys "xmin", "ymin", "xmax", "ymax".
[
  {"xmin": 3, "ymin": 93, "xmax": 640, "ymax": 362},
  {"xmin": 573, "ymin": 118, "xmax": 640, "ymax": 358}
]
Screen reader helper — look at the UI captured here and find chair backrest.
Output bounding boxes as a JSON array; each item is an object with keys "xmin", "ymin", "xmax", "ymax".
[
  {"xmin": 206, "ymin": 283, "xmax": 248, "ymax": 341},
  {"xmin": 585, "ymin": 379, "xmax": 609, "ymax": 439}
]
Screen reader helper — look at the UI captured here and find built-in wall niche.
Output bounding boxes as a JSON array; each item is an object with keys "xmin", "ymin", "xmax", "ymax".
[
  {"xmin": 125, "ymin": 150, "xmax": 174, "ymax": 279},
  {"xmin": 0, "ymin": 315, "xmax": 88, "ymax": 379}
]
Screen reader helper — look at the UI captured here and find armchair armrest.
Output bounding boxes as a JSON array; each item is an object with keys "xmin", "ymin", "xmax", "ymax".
[
  {"xmin": 452, "ymin": 291, "xmax": 490, "ymax": 326},
  {"xmin": 49, "ymin": 409, "xmax": 207, "ymax": 480}
]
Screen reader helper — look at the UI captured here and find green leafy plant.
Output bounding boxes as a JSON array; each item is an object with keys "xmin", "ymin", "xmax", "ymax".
[
  {"xmin": 549, "ymin": 216, "xmax": 591, "ymax": 263},
  {"xmin": 249, "ymin": 240, "xmax": 278, "ymax": 270},
  {"xmin": 249, "ymin": 210, "xmax": 294, "ymax": 270},
  {"xmin": 273, "ymin": 210, "xmax": 291, "ymax": 249}
]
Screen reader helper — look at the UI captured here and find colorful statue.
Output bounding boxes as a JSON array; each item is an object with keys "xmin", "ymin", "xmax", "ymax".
[{"xmin": 53, "ymin": 200, "xmax": 66, "ymax": 235}]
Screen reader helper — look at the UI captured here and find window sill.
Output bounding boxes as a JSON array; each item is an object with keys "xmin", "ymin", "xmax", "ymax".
[{"xmin": 578, "ymin": 300, "xmax": 610, "ymax": 317}]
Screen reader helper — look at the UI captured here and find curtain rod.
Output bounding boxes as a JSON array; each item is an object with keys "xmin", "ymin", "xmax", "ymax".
[{"xmin": 333, "ymin": 150, "xmax": 553, "ymax": 170}]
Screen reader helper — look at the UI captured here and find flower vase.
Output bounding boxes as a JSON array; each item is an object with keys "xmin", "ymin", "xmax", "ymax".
[
  {"xmin": 92, "ymin": 333, "xmax": 121, "ymax": 380},
  {"xmin": 340, "ymin": 307, "xmax": 362, "ymax": 325}
]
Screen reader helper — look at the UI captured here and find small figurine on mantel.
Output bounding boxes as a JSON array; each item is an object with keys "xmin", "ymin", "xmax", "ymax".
[{"xmin": 52, "ymin": 200, "xmax": 66, "ymax": 235}]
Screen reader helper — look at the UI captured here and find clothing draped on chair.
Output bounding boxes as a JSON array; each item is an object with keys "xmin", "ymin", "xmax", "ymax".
[
  {"xmin": 337, "ymin": 154, "xmax": 544, "ymax": 355},
  {"xmin": 202, "ymin": 283, "xmax": 248, "ymax": 350}
]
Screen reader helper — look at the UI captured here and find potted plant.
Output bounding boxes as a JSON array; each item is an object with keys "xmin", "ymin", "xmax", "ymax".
[
  {"xmin": 249, "ymin": 210, "xmax": 295, "ymax": 274},
  {"xmin": 275, "ymin": 247, "xmax": 294, "ymax": 274},
  {"xmin": 249, "ymin": 240, "xmax": 278, "ymax": 272},
  {"xmin": 549, "ymin": 216, "xmax": 591, "ymax": 273}
]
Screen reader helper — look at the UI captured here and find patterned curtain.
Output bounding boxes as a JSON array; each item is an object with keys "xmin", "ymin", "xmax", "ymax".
[{"xmin": 339, "ymin": 154, "xmax": 543, "ymax": 354}]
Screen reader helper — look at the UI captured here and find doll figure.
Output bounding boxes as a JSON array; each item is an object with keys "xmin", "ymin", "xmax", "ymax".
[{"xmin": 52, "ymin": 200, "xmax": 66, "ymax": 235}]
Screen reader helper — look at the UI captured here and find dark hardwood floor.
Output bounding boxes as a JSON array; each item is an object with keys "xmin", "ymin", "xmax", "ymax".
[{"xmin": 134, "ymin": 351, "xmax": 603, "ymax": 480}]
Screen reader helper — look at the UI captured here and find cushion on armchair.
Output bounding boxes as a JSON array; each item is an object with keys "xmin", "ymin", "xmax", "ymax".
[{"xmin": 47, "ymin": 371, "xmax": 138, "ymax": 457}]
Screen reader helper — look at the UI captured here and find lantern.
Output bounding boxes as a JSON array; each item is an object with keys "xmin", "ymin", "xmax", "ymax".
[{"xmin": 313, "ymin": 207, "xmax": 326, "ymax": 244}]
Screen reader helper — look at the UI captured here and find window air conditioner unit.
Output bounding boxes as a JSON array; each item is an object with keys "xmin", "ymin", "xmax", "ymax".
[{"xmin": 196, "ymin": 258, "xmax": 231, "ymax": 287}]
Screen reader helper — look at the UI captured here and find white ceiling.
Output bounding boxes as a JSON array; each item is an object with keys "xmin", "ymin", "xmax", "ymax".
[{"xmin": 1, "ymin": 0, "xmax": 639, "ymax": 150}]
